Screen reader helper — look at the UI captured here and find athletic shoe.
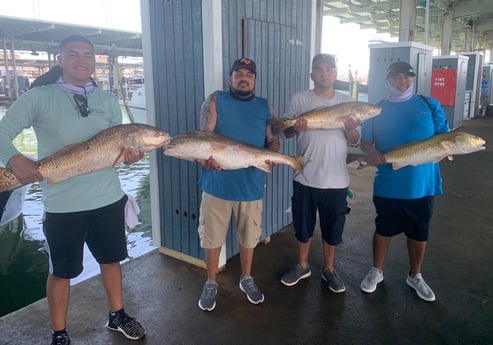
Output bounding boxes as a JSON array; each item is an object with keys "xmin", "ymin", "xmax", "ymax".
[
  {"xmin": 361, "ymin": 267, "xmax": 384, "ymax": 293},
  {"xmin": 280, "ymin": 264, "xmax": 312, "ymax": 286},
  {"xmin": 406, "ymin": 273, "xmax": 436, "ymax": 302},
  {"xmin": 239, "ymin": 276, "xmax": 264, "ymax": 304},
  {"xmin": 198, "ymin": 281, "xmax": 218, "ymax": 311},
  {"xmin": 106, "ymin": 309, "xmax": 145, "ymax": 340},
  {"xmin": 321, "ymin": 268, "xmax": 346, "ymax": 293},
  {"xmin": 51, "ymin": 331, "xmax": 70, "ymax": 345}
]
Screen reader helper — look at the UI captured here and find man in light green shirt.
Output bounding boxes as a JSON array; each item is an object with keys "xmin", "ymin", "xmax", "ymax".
[{"xmin": 0, "ymin": 35, "xmax": 145, "ymax": 345}]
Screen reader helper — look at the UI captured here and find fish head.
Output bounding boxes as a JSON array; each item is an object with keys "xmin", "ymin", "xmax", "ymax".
[
  {"xmin": 454, "ymin": 132, "xmax": 486, "ymax": 153},
  {"xmin": 350, "ymin": 102, "xmax": 382, "ymax": 121},
  {"xmin": 122, "ymin": 124, "xmax": 171, "ymax": 152}
]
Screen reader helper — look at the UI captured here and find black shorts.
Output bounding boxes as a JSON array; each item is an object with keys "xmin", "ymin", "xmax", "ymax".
[
  {"xmin": 292, "ymin": 181, "xmax": 348, "ymax": 245},
  {"xmin": 43, "ymin": 195, "xmax": 128, "ymax": 279},
  {"xmin": 373, "ymin": 195, "xmax": 434, "ymax": 241}
]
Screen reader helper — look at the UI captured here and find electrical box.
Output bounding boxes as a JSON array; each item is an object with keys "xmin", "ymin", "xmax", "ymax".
[
  {"xmin": 431, "ymin": 55, "xmax": 468, "ymax": 129},
  {"xmin": 456, "ymin": 52, "xmax": 484, "ymax": 118},
  {"xmin": 367, "ymin": 41, "xmax": 434, "ymax": 104}
]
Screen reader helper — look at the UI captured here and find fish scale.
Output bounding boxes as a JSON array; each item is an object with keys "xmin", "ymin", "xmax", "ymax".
[
  {"xmin": 383, "ymin": 131, "xmax": 486, "ymax": 170},
  {"xmin": 0, "ymin": 123, "xmax": 170, "ymax": 192},
  {"xmin": 164, "ymin": 130, "xmax": 308, "ymax": 174},
  {"xmin": 270, "ymin": 101, "xmax": 382, "ymax": 135}
]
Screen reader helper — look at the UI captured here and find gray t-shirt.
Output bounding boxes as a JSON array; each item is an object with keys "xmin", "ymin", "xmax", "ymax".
[{"xmin": 284, "ymin": 90, "xmax": 355, "ymax": 189}]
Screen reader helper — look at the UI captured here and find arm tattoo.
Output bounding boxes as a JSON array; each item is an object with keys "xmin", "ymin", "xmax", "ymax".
[{"xmin": 200, "ymin": 93, "xmax": 217, "ymax": 131}]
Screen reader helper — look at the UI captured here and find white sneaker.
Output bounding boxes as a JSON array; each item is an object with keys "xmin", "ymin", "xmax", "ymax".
[
  {"xmin": 406, "ymin": 273, "xmax": 436, "ymax": 302},
  {"xmin": 360, "ymin": 267, "xmax": 383, "ymax": 293}
]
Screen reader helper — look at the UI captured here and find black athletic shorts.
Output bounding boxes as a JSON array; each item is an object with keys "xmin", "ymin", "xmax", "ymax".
[
  {"xmin": 292, "ymin": 181, "xmax": 348, "ymax": 245},
  {"xmin": 43, "ymin": 195, "xmax": 128, "ymax": 279},
  {"xmin": 373, "ymin": 195, "xmax": 434, "ymax": 241}
]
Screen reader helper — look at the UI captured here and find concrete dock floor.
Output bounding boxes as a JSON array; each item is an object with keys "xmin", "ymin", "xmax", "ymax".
[{"xmin": 1, "ymin": 116, "xmax": 492, "ymax": 345}]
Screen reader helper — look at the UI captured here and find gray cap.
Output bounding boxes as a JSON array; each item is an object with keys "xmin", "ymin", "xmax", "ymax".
[{"xmin": 312, "ymin": 54, "xmax": 336, "ymax": 70}]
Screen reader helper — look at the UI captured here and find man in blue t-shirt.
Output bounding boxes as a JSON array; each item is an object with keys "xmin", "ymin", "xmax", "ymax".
[
  {"xmin": 480, "ymin": 74, "xmax": 490, "ymax": 116},
  {"xmin": 359, "ymin": 61, "xmax": 449, "ymax": 303},
  {"xmin": 196, "ymin": 58, "xmax": 280, "ymax": 311}
]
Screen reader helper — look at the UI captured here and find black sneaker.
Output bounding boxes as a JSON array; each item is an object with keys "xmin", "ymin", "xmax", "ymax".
[
  {"xmin": 51, "ymin": 330, "xmax": 70, "ymax": 345},
  {"xmin": 106, "ymin": 309, "xmax": 145, "ymax": 340}
]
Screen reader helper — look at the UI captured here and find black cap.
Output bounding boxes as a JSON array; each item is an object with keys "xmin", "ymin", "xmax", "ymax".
[
  {"xmin": 230, "ymin": 58, "xmax": 256, "ymax": 75},
  {"xmin": 385, "ymin": 61, "xmax": 416, "ymax": 79},
  {"xmin": 312, "ymin": 54, "xmax": 337, "ymax": 70}
]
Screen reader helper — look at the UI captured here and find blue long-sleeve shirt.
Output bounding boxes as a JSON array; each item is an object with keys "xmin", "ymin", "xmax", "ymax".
[{"xmin": 361, "ymin": 95, "xmax": 450, "ymax": 199}]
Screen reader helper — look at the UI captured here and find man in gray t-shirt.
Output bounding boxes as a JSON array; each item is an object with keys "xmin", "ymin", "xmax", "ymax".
[{"xmin": 279, "ymin": 54, "xmax": 361, "ymax": 293}]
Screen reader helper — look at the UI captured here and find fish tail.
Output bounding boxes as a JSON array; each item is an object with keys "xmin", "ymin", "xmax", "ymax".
[
  {"xmin": 291, "ymin": 156, "xmax": 310, "ymax": 175},
  {"xmin": 270, "ymin": 118, "xmax": 291, "ymax": 136},
  {"xmin": 0, "ymin": 168, "xmax": 22, "ymax": 192}
]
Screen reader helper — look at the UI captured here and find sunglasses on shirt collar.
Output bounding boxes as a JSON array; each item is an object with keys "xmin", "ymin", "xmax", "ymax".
[{"xmin": 73, "ymin": 89, "xmax": 91, "ymax": 117}]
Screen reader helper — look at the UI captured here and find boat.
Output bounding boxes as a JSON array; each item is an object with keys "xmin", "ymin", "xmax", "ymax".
[
  {"xmin": 0, "ymin": 158, "xmax": 31, "ymax": 228},
  {"xmin": 122, "ymin": 86, "xmax": 148, "ymax": 124},
  {"xmin": 0, "ymin": 186, "xmax": 29, "ymax": 228}
]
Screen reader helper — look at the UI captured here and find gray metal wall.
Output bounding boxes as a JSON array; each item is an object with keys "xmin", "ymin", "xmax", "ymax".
[
  {"xmin": 148, "ymin": 0, "xmax": 205, "ymax": 258},
  {"xmin": 148, "ymin": 0, "xmax": 313, "ymax": 261}
]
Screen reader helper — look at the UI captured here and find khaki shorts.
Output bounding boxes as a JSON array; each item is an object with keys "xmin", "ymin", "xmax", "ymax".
[{"xmin": 198, "ymin": 192, "xmax": 263, "ymax": 249}]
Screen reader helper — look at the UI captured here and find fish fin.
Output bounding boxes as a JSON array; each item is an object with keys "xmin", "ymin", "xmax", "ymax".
[
  {"xmin": 209, "ymin": 142, "xmax": 228, "ymax": 151},
  {"xmin": 392, "ymin": 163, "xmax": 404, "ymax": 170},
  {"xmin": 257, "ymin": 163, "xmax": 272, "ymax": 173},
  {"xmin": 47, "ymin": 178, "xmax": 63, "ymax": 184},
  {"xmin": 440, "ymin": 140, "xmax": 458, "ymax": 151},
  {"xmin": 114, "ymin": 150, "xmax": 125, "ymax": 166},
  {"xmin": 432, "ymin": 154, "xmax": 452, "ymax": 163}
]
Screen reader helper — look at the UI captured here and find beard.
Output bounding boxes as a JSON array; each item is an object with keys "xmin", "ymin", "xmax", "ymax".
[{"xmin": 230, "ymin": 85, "xmax": 255, "ymax": 97}]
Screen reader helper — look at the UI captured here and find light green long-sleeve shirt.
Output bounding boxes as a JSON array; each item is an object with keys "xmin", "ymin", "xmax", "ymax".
[{"xmin": 0, "ymin": 84, "xmax": 125, "ymax": 212}]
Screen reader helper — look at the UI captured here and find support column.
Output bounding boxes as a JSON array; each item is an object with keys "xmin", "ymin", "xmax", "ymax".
[
  {"xmin": 201, "ymin": 0, "xmax": 226, "ymax": 268},
  {"xmin": 202, "ymin": 0, "xmax": 223, "ymax": 97},
  {"xmin": 9, "ymin": 37, "xmax": 19, "ymax": 100},
  {"xmin": 441, "ymin": 11, "xmax": 453, "ymax": 55},
  {"xmin": 464, "ymin": 26, "xmax": 473, "ymax": 52},
  {"xmin": 398, "ymin": 0, "xmax": 417, "ymax": 42},
  {"xmin": 2, "ymin": 37, "xmax": 8, "ymax": 96}
]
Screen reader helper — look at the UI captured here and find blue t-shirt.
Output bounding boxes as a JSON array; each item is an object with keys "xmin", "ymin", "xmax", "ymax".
[
  {"xmin": 199, "ymin": 91, "xmax": 271, "ymax": 201},
  {"xmin": 361, "ymin": 94, "xmax": 450, "ymax": 199},
  {"xmin": 481, "ymin": 79, "xmax": 489, "ymax": 96}
]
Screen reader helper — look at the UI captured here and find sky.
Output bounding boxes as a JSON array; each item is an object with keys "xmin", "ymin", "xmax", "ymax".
[
  {"xmin": 322, "ymin": 16, "xmax": 397, "ymax": 82},
  {"xmin": 3, "ymin": 0, "xmax": 395, "ymax": 81},
  {"xmin": 2, "ymin": 0, "xmax": 142, "ymax": 32}
]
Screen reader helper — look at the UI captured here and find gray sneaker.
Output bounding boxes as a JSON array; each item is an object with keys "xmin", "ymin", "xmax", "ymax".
[
  {"xmin": 198, "ymin": 281, "xmax": 218, "ymax": 311},
  {"xmin": 280, "ymin": 264, "xmax": 312, "ymax": 286},
  {"xmin": 406, "ymin": 273, "xmax": 436, "ymax": 302},
  {"xmin": 361, "ymin": 267, "xmax": 384, "ymax": 293},
  {"xmin": 239, "ymin": 276, "xmax": 264, "ymax": 304},
  {"xmin": 321, "ymin": 269, "xmax": 346, "ymax": 293}
]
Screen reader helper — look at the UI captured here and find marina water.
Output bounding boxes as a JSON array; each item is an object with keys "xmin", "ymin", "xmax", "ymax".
[{"xmin": 0, "ymin": 106, "xmax": 155, "ymax": 317}]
